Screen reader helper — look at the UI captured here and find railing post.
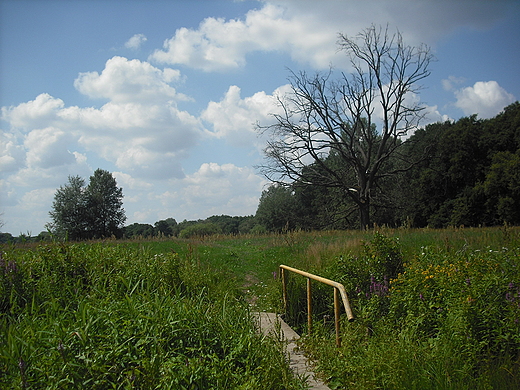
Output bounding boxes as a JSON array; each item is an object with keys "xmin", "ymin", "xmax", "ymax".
[
  {"xmin": 307, "ymin": 277, "xmax": 312, "ymax": 334},
  {"xmin": 334, "ymin": 287, "xmax": 341, "ymax": 347},
  {"xmin": 281, "ymin": 267, "xmax": 288, "ymax": 314}
]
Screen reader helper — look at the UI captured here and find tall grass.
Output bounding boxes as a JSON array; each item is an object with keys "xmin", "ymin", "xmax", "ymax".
[
  {"xmin": 290, "ymin": 227, "xmax": 520, "ymax": 389},
  {"xmin": 8, "ymin": 227, "xmax": 518, "ymax": 388},
  {"xmin": 0, "ymin": 243, "xmax": 305, "ymax": 389}
]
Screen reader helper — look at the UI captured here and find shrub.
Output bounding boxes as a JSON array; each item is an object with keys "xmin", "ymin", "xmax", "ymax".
[{"xmin": 179, "ymin": 222, "xmax": 222, "ymax": 239}]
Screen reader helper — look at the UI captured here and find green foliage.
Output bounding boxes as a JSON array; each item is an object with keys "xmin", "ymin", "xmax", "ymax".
[
  {"xmin": 85, "ymin": 169, "xmax": 126, "ymax": 239},
  {"xmin": 123, "ymin": 222, "xmax": 155, "ymax": 238},
  {"xmin": 256, "ymin": 185, "xmax": 300, "ymax": 232},
  {"xmin": 254, "ymin": 102, "xmax": 520, "ymax": 232},
  {"xmin": 205, "ymin": 215, "xmax": 256, "ymax": 235},
  {"xmin": 0, "ymin": 243, "xmax": 303, "ymax": 389},
  {"xmin": 179, "ymin": 222, "xmax": 222, "ymax": 239},
  {"xmin": 400, "ymin": 102, "xmax": 520, "ymax": 228},
  {"xmin": 300, "ymin": 231, "xmax": 520, "ymax": 389},
  {"xmin": 48, "ymin": 169, "xmax": 126, "ymax": 241}
]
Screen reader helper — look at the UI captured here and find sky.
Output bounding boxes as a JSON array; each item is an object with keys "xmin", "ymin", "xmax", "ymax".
[{"xmin": 1, "ymin": 0, "xmax": 519, "ymax": 235}]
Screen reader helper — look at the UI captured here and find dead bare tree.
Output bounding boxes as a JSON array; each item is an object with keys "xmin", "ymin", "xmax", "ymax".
[{"xmin": 259, "ymin": 25, "xmax": 433, "ymax": 229}]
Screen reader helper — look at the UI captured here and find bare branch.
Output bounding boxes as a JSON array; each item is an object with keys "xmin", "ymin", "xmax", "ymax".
[{"xmin": 258, "ymin": 25, "xmax": 433, "ymax": 229}]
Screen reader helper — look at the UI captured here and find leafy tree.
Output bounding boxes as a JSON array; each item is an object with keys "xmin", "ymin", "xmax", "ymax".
[
  {"xmin": 398, "ymin": 102, "xmax": 520, "ymax": 227},
  {"xmin": 48, "ymin": 169, "xmax": 126, "ymax": 240},
  {"xmin": 123, "ymin": 223, "xmax": 154, "ymax": 238},
  {"xmin": 179, "ymin": 222, "xmax": 222, "ymax": 239},
  {"xmin": 259, "ymin": 25, "xmax": 433, "ymax": 229},
  {"xmin": 154, "ymin": 220, "xmax": 174, "ymax": 237},
  {"xmin": 0, "ymin": 232, "xmax": 14, "ymax": 244},
  {"xmin": 483, "ymin": 151, "xmax": 520, "ymax": 224},
  {"xmin": 85, "ymin": 169, "xmax": 126, "ymax": 238},
  {"xmin": 255, "ymin": 185, "xmax": 300, "ymax": 232},
  {"xmin": 47, "ymin": 176, "xmax": 89, "ymax": 240}
]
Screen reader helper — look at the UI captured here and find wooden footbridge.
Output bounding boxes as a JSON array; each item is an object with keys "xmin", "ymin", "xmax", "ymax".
[{"xmin": 255, "ymin": 265, "xmax": 355, "ymax": 390}]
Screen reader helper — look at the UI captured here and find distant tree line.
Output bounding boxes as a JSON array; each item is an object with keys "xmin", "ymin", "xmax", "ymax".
[
  {"xmin": 122, "ymin": 215, "xmax": 259, "ymax": 239},
  {"xmin": 256, "ymin": 102, "xmax": 520, "ymax": 231}
]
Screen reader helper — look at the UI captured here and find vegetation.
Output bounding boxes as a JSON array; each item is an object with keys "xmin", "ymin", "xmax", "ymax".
[
  {"xmin": 259, "ymin": 25, "xmax": 433, "ymax": 229},
  {"xmin": 47, "ymin": 169, "xmax": 126, "ymax": 240},
  {"xmin": 0, "ymin": 241, "xmax": 304, "ymax": 389},
  {"xmin": 256, "ymin": 102, "xmax": 520, "ymax": 231},
  {"xmin": 251, "ymin": 227, "xmax": 519, "ymax": 389},
  {"xmin": 2, "ymin": 227, "xmax": 520, "ymax": 388},
  {"xmin": 2, "ymin": 102, "xmax": 518, "ymax": 243}
]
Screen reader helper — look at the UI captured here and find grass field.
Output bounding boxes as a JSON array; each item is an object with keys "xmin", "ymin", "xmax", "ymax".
[{"xmin": 2, "ymin": 226, "xmax": 520, "ymax": 388}]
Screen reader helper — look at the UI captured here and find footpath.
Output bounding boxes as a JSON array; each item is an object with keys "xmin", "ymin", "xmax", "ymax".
[{"xmin": 254, "ymin": 312, "xmax": 331, "ymax": 390}]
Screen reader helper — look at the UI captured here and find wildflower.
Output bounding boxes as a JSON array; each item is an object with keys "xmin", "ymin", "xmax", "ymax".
[{"xmin": 18, "ymin": 357, "xmax": 26, "ymax": 372}]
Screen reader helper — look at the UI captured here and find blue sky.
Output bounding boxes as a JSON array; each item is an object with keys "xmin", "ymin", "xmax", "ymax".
[{"xmin": 1, "ymin": 0, "xmax": 519, "ymax": 235}]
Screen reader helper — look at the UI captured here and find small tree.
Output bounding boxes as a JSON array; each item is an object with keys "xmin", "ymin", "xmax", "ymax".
[
  {"xmin": 48, "ymin": 169, "xmax": 126, "ymax": 240},
  {"xmin": 259, "ymin": 25, "xmax": 433, "ymax": 229}
]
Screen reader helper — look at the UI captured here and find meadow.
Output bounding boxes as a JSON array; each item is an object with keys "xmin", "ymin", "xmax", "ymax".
[{"xmin": 1, "ymin": 226, "xmax": 520, "ymax": 389}]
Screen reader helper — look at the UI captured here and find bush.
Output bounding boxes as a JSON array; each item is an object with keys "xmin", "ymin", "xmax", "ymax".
[{"xmin": 179, "ymin": 222, "xmax": 222, "ymax": 239}]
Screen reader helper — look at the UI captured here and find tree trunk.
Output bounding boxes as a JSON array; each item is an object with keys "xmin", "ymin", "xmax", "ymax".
[{"xmin": 359, "ymin": 199, "xmax": 370, "ymax": 230}]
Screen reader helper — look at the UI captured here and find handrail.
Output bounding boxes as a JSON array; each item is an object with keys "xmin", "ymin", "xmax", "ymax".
[{"xmin": 279, "ymin": 264, "xmax": 354, "ymax": 347}]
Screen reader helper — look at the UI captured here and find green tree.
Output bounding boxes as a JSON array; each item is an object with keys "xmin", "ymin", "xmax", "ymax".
[
  {"xmin": 398, "ymin": 102, "xmax": 520, "ymax": 227},
  {"xmin": 154, "ymin": 219, "xmax": 174, "ymax": 237},
  {"xmin": 48, "ymin": 169, "xmax": 126, "ymax": 240},
  {"xmin": 178, "ymin": 222, "xmax": 222, "ymax": 239},
  {"xmin": 123, "ymin": 223, "xmax": 154, "ymax": 238},
  {"xmin": 259, "ymin": 25, "xmax": 433, "ymax": 229},
  {"xmin": 255, "ymin": 185, "xmax": 300, "ymax": 232},
  {"xmin": 47, "ymin": 175, "xmax": 89, "ymax": 240},
  {"xmin": 85, "ymin": 169, "xmax": 126, "ymax": 238},
  {"xmin": 483, "ymin": 151, "xmax": 520, "ymax": 224}
]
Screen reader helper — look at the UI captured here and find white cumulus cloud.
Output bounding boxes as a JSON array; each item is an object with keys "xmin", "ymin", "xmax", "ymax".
[
  {"xmin": 156, "ymin": 162, "xmax": 267, "ymax": 219},
  {"xmin": 74, "ymin": 56, "xmax": 185, "ymax": 103},
  {"xmin": 149, "ymin": 0, "xmax": 513, "ymax": 73},
  {"xmin": 2, "ymin": 93, "xmax": 64, "ymax": 130},
  {"xmin": 454, "ymin": 81, "xmax": 515, "ymax": 118},
  {"xmin": 125, "ymin": 33, "xmax": 147, "ymax": 50},
  {"xmin": 201, "ymin": 84, "xmax": 290, "ymax": 147},
  {"xmin": 150, "ymin": 3, "xmax": 339, "ymax": 71}
]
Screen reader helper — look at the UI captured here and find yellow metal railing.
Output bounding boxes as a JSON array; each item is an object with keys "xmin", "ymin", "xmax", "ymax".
[{"xmin": 279, "ymin": 264, "xmax": 354, "ymax": 347}]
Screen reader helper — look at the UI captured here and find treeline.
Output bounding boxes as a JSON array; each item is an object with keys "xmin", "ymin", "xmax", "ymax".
[
  {"xmin": 0, "ymin": 215, "xmax": 260, "ymax": 243},
  {"xmin": 256, "ymin": 102, "xmax": 520, "ymax": 231},
  {"xmin": 122, "ymin": 215, "xmax": 261, "ymax": 239}
]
